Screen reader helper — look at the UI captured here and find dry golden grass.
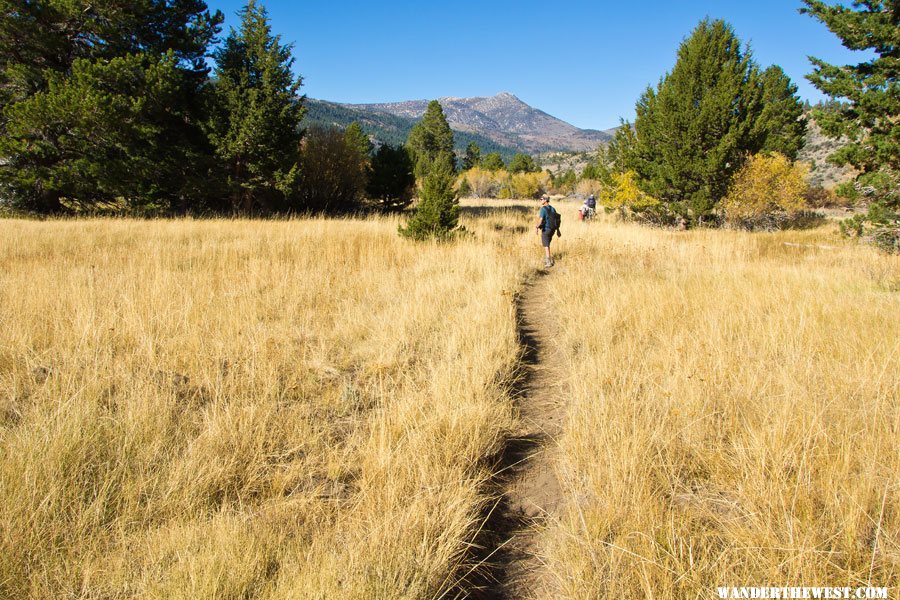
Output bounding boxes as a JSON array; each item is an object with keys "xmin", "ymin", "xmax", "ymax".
[
  {"xmin": 0, "ymin": 212, "xmax": 535, "ymax": 598},
  {"xmin": 545, "ymin": 214, "xmax": 899, "ymax": 597},
  {"xmin": 1, "ymin": 201, "xmax": 896, "ymax": 598}
]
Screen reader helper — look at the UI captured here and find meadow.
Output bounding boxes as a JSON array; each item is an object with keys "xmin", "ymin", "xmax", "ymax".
[{"xmin": 0, "ymin": 201, "xmax": 896, "ymax": 598}]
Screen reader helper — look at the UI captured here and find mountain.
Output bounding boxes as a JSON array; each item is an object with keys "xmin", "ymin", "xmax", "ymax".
[
  {"xmin": 303, "ymin": 98, "xmax": 521, "ymax": 160},
  {"xmin": 302, "ymin": 92, "xmax": 614, "ymax": 157}
]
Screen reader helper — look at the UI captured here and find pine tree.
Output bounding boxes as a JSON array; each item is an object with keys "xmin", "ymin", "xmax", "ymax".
[
  {"xmin": 399, "ymin": 152, "xmax": 460, "ymax": 240},
  {"xmin": 406, "ymin": 100, "xmax": 455, "ymax": 180},
  {"xmin": 345, "ymin": 122, "xmax": 373, "ymax": 157},
  {"xmin": 802, "ymin": 0, "xmax": 898, "ymax": 251},
  {"xmin": 367, "ymin": 144, "xmax": 415, "ymax": 211},
  {"xmin": 628, "ymin": 19, "xmax": 805, "ymax": 223},
  {"xmin": 463, "ymin": 141, "xmax": 481, "ymax": 170},
  {"xmin": 343, "ymin": 121, "xmax": 372, "ymax": 196},
  {"xmin": 803, "ymin": 0, "xmax": 898, "ymax": 177},
  {"xmin": 207, "ymin": 0, "xmax": 304, "ymax": 214},
  {"xmin": 508, "ymin": 153, "xmax": 539, "ymax": 173},
  {"xmin": 481, "ymin": 152, "xmax": 506, "ymax": 171},
  {"xmin": 0, "ymin": 0, "xmax": 222, "ymax": 213}
]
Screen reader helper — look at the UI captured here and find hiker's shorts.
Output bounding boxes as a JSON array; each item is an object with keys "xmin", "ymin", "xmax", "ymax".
[{"xmin": 541, "ymin": 231, "xmax": 553, "ymax": 247}]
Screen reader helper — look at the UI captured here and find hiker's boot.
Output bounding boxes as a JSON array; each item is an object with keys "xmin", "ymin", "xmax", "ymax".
[{"xmin": 544, "ymin": 258, "xmax": 553, "ymax": 268}]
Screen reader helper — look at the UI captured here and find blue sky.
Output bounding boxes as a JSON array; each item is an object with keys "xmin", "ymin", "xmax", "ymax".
[{"xmin": 204, "ymin": 0, "xmax": 868, "ymax": 131}]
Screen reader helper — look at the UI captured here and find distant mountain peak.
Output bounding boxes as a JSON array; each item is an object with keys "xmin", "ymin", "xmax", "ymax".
[{"xmin": 319, "ymin": 93, "xmax": 613, "ymax": 154}]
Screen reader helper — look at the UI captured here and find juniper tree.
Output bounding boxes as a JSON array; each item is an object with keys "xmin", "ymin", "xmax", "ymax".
[
  {"xmin": 627, "ymin": 19, "xmax": 805, "ymax": 223},
  {"xmin": 343, "ymin": 121, "xmax": 372, "ymax": 195},
  {"xmin": 207, "ymin": 0, "xmax": 304, "ymax": 214},
  {"xmin": 344, "ymin": 122, "xmax": 373, "ymax": 159},
  {"xmin": 406, "ymin": 100, "xmax": 455, "ymax": 180},
  {"xmin": 756, "ymin": 66, "xmax": 808, "ymax": 159}
]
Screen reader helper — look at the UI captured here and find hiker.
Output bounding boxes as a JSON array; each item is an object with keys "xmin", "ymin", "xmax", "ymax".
[
  {"xmin": 579, "ymin": 194, "xmax": 596, "ymax": 220},
  {"xmin": 535, "ymin": 195, "xmax": 561, "ymax": 267}
]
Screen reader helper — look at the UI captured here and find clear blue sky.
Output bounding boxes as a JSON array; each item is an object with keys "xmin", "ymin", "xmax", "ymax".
[{"xmin": 204, "ymin": 0, "xmax": 868, "ymax": 131}]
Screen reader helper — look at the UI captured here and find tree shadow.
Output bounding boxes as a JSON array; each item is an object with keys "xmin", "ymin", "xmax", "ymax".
[{"xmin": 460, "ymin": 204, "xmax": 534, "ymax": 219}]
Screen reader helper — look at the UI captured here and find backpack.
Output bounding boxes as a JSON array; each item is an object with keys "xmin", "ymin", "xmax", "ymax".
[{"xmin": 545, "ymin": 205, "xmax": 561, "ymax": 233}]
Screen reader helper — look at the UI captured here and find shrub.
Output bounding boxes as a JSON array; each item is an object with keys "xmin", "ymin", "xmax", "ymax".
[
  {"xmin": 600, "ymin": 171, "xmax": 659, "ymax": 211},
  {"xmin": 803, "ymin": 185, "xmax": 841, "ymax": 209},
  {"xmin": 510, "ymin": 171, "xmax": 550, "ymax": 199},
  {"xmin": 722, "ymin": 153, "xmax": 808, "ymax": 229},
  {"xmin": 461, "ymin": 166, "xmax": 501, "ymax": 198},
  {"xmin": 575, "ymin": 179, "xmax": 607, "ymax": 199},
  {"xmin": 297, "ymin": 126, "xmax": 367, "ymax": 214}
]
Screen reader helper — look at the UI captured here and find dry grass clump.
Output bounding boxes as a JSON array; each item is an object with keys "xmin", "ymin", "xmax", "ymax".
[
  {"xmin": 0, "ymin": 213, "xmax": 533, "ymax": 598},
  {"xmin": 546, "ymin": 218, "xmax": 899, "ymax": 596}
]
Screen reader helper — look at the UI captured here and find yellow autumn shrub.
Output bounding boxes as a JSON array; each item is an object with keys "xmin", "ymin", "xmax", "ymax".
[
  {"xmin": 600, "ymin": 170, "xmax": 659, "ymax": 210},
  {"xmin": 461, "ymin": 166, "xmax": 498, "ymax": 198},
  {"xmin": 510, "ymin": 171, "xmax": 550, "ymax": 199},
  {"xmin": 723, "ymin": 152, "xmax": 808, "ymax": 226}
]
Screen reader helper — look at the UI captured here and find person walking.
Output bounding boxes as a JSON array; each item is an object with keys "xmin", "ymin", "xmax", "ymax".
[{"xmin": 535, "ymin": 195, "xmax": 561, "ymax": 268}]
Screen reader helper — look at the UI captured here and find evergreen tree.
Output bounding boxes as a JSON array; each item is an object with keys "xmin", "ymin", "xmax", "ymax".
[
  {"xmin": 406, "ymin": 100, "xmax": 454, "ymax": 180},
  {"xmin": 463, "ymin": 141, "xmax": 481, "ymax": 170},
  {"xmin": 1, "ymin": 53, "xmax": 215, "ymax": 213},
  {"xmin": 481, "ymin": 152, "xmax": 506, "ymax": 171},
  {"xmin": 367, "ymin": 144, "xmax": 415, "ymax": 212},
  {"xmin": 344, "ymin": 121, "xmax": 373, "ymax": 159},
  {"xmin": 508, "ymin": 153, "xmax": 539, "ymax": 173},
  {"xmin": 207, "ymin": 0, "xmax": 304, "ymax": 214},
  {"xmin": 802, "ymin": 0, "xmax": 897, "ymax": 249},
  {"xmin": 344, "ymin": 121, "xmax": 372, "ymax": 195},
  {"xmin": 755, "ymin": 66, "xmax": 807, "ymax": 159},
  {"xmin": 606, "ymin": 123, "xmax": 638, "ymax": 175},
  {"xmin": 399, "ymin": 152, "xmax": 460, "ymax": 240},
  {"xmin": 628, "ymin": 19, "xmax": 805, "ymax": 223},
  {"xmin": 803, "ymin": 0, "xmax": 898, "ymax": 176},
  {"xmin": 0, "ymin": 0, "xmax": 221, "ymax": 107},
  {"xmin": 0, "ymin": 0, "xmax": 222, "ymax": 213}
]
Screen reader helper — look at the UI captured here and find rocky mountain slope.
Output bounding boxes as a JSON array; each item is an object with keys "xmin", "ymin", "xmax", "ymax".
[
  {"xmin": 305, "ymin": 92, "xmax": 614, "ymax": 155},
  {"xmin": 303, "ymin": 98, "xmax": 521, "ymax": 159}
]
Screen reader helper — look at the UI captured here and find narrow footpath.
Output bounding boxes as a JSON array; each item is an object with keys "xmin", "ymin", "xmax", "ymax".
[{"xmin": 468, "ymin": 268, "xmax": 570, "ymax": 599}]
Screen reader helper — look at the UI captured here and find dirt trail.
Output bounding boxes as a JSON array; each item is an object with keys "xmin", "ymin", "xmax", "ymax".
[{"xmin": 465, "ymin": 269, "xmax": 570, "ymax": 599}]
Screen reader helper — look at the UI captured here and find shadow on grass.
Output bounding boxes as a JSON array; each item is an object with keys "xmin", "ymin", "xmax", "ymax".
[{"xmin": 460, "ymin": 204, "xmax": 534, "ymax": 219}]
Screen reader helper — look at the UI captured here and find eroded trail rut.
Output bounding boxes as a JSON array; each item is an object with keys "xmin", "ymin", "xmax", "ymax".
[{"xmin": 465, "ymin": 269, "xmax": 570, "ymax": 599}]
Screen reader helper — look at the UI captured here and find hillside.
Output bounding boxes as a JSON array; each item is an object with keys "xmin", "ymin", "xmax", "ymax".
[
  {"xmin": 303, "ymin": 93, "xmax": 615, "ymax": 156},
  {"xmin": 797, "ymin": 118, "xmax": 856, "ymax": 189},
  {"xmin": 303, "ymin": 99, "xmax": 521, "ymax": 160}
]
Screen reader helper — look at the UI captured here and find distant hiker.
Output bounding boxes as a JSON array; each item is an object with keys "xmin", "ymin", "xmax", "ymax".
[
  {"xmin": 535, "ymin": 195, "xmax": 561, "ymax": 267},
  {"xmin": 579, "ymin": 194, "xmax": 596, "ymax": 220}
]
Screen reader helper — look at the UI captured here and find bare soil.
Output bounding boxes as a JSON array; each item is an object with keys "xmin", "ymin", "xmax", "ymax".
[{"xmin": 462, "ymin": 268, "xmax": 569, "ymax": 599}]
